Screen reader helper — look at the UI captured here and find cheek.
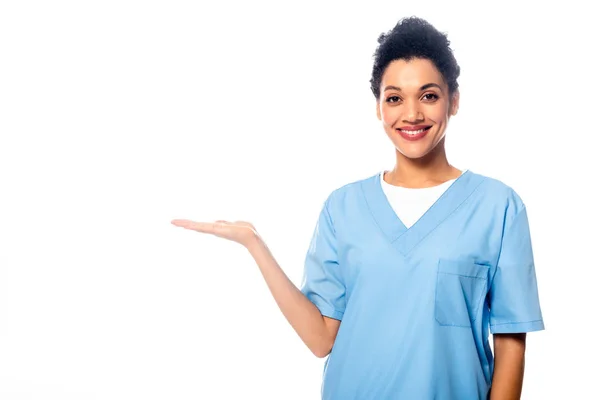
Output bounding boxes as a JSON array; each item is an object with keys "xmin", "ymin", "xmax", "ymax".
[
  {"xmin": 380, "ymin": 107, "xmax": 398, "ymax": 127},
  {"xmin": 429, "ymin": 104, "xmax": 451, "ymax": 123}
]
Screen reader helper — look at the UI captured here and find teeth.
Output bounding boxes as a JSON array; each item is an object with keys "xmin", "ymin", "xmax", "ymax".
[{"xmin": 400, "ymin": 128, "xmax": 427, "ymax": 134}]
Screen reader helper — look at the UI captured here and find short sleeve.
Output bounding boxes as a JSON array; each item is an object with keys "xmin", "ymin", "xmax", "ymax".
[
  {"xmin": 489, "ymin": 205, "xmax": 545, "ymax": 334},
  {"xmin": 300, "ymin": 198, "xmax": 346, "ymax": 321}
]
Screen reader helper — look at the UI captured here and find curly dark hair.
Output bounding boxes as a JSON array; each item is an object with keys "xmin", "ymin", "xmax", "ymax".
[{"xmin": 369, "ymin": 17, "xmax": 461, "ymax": 100}]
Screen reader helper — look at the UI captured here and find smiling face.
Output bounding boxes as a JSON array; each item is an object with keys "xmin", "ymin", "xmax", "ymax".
[{"xmin": 376, "ymin": 58, "xmax": 459, "ymax": 160}]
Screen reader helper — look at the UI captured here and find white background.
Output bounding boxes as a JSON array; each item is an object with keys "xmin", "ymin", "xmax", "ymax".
[{"xmin": 1, "ymin": 1, "xmax": 598, "ymax": 399}]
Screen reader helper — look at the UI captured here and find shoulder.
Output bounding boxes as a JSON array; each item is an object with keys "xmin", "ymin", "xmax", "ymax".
[
  {"xmin": 470, "ymin": 170, "xmax": 528, "ymax": 226},
  {"xmin": 323, "ymin": 171, "xmax": 380, "ymax": 208}
]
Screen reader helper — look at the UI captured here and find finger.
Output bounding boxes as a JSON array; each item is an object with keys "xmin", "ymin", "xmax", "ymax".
[
  {"xmin": 171, "ymin": 219, "xmax": 217, "ymax": 234},
  {"xmin": 172, "ymin": 219, "xmax": 198, "ymax": 228}
]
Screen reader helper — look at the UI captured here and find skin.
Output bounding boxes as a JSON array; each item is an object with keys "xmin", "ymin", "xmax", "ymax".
[
  {"xmin": 490, "ymin": 333, "xmax": 527, "ymax": 400},
  {"xmin": 169, "ymin": 219, "xmax": 341, "ymax": 358},
  {"xmin": 171, "ymin": 57, "xmax": 527, "ymax": 398},
  {"xmin": 375, "ymin": 58, "xmax": 462, "ymax": 187}
]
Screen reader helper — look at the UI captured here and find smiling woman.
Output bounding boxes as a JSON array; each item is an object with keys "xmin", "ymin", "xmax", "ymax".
[
  {"xmin": 377, "ymin": 59, "xmax": 458, "ymax": 161},
  {"xmin": 172, "ymin": 16, "xmax": 544, "ymax": 400}
]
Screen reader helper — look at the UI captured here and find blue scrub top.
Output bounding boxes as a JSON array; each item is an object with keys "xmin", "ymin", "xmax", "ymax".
[{"xmin": 300, "ymin": 170, "xmax": 544, "ymax": 400}]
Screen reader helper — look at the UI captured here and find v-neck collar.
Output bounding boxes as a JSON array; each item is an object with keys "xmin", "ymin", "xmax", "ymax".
[{"xmin": 361, "ymin": 170, "xmax": 485, "ymax": 256}]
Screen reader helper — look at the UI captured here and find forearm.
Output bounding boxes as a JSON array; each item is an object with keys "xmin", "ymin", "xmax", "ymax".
[
  {"xmin": 246, "ymin": 237, "xmax": 333, "ymax": 357},
  {"xmin": 489, "ymin": 333, "xmax": 526, "ymax": 400}
]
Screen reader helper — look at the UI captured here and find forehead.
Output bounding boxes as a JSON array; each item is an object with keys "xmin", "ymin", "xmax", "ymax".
[{"xmin": 382, "ymin": 58, "xmax": 446, "ymax": 89}]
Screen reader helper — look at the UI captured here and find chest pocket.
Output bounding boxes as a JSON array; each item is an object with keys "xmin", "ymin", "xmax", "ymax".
[{"xmin": 435, "ymin": 258, "xmax": 490, "ymax": 328}]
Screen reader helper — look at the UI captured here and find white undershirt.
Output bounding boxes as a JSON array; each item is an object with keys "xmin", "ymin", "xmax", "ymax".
[{"xmin": 380, "ymin": 170, "xmax": 462, "ymax": 228}]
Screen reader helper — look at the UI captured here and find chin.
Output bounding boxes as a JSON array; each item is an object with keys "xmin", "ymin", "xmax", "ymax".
[
  {"xmin": 398, "ymin": 149, "xmax": 433, "ymax": 160},
  {"xmin": 394, "ymin": 142, "xmax": 436, "ymax": 160}
]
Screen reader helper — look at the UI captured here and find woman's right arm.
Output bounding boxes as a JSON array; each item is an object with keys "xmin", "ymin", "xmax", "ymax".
[
  {"xmin": 246, "ymin": 236, "xmax": 341, "ymax": 358},
  {"xmin": 171, "ymin": 218, "xmax": 340, "ymax": 358}
]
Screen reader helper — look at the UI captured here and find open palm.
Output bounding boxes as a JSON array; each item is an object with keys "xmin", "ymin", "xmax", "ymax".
[{"xmin": 171, "ymin": 219, "xmax": 259, "ymax": 247}]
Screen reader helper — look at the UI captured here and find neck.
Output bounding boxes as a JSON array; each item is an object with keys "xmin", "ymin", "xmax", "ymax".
[{"xmin": 386, "ymin": 139, "xmax": 462, "ymax": 188}]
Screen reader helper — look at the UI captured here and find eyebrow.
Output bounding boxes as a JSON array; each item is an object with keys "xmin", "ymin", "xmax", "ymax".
[{"xmin": 383, "ymin": 83, "xmax": 443, "ymax": 92}]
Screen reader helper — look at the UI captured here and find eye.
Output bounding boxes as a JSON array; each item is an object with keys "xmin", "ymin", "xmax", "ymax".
[
  {"xmin": 386, "ymin": 96, "xmax": 402, "ymax": 103},
  {"xmin": 422, "ymin": 93, "xmax": 439, "ymax": 101}
]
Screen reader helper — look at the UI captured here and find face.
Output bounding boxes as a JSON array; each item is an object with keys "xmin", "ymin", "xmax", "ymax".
[{"xmin": 376, "ymin": 58, "xmax": 459, "ymax": 160}]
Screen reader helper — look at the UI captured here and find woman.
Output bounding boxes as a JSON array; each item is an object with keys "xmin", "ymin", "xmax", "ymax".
[{"xmin": 172, "ymin": 16, "xmax": 544, "ymax": 400}]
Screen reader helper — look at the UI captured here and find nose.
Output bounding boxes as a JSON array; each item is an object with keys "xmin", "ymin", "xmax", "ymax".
[{"xmin": 403, "ymin": 99, "xmax": 424, "ymax": 123}]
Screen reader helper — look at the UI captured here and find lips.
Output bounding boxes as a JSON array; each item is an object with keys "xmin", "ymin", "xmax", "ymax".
[{"xmin": 396, "ymin": 125, "xmax": 432, "ymax": 141}]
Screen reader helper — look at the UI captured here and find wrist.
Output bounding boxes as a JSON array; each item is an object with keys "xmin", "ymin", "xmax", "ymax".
[{"xmin": 245, "ymin": 233, "xmax": 265, "ymax": 255}]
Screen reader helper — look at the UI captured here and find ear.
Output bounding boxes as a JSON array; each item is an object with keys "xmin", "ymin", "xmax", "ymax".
[
  {"xmin": 450, "ymin": 91, "xmax": 460, "ymax": 116},
  {"xmin": 376, "ymin": 99, "xmax": 382, "ymax": 120}
]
